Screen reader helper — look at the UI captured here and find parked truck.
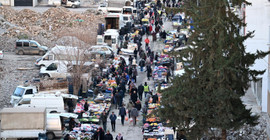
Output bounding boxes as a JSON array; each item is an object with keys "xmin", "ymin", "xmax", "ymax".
[
  {"xmin": 105, "ymin": 13, "xmax": 125, "ymax": 30},
  {"xmin": 10, "ymin": 79, "xmax": 68, "ymax": 106},
  {"xmin": 0, "ymin": 107, "xmax": 47, "ymax": 139},
  {"xmin": 0, "ymin": 107, "xmax": 78, "ymax": 140},
  {"xmin": 48, "ymin": 0, "xmax": 80, "ymax": 8}
]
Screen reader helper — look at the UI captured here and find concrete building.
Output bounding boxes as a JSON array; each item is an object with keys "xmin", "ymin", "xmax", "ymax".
[
  {"xmin": 0, "ymin": 0, "xmax": 39, "ymax": 7},
  {"xmin": 245, "ymin": 0, "xmax": 270, "ymax": 139}
]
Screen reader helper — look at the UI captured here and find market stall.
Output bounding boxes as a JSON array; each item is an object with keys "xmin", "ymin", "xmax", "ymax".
[
  {"xmin": 152, "ymin": 66, "xmax": 168, "ymax": 82},
  {"xmin": 120, "ymin": 43, "xmax": 137, "ymax": 56},
  {"xmin": 143, "ymin": 101, "xmax": 174, "ymax": 140}
]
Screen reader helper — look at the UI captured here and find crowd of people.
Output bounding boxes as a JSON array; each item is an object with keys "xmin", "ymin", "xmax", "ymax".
[{"xmin": 76, "ymin": 1, "xmax": 185, "ymax": 140}]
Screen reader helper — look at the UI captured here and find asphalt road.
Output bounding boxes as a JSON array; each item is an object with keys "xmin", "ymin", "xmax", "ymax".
[{"xmin": 11, "ymin": 6, "xmax": 97, "ymax": 13}]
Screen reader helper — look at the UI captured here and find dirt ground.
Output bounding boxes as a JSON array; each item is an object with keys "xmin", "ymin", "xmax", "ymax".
[{"xmin": 0, "ymin": 52, "xmax": 40, "ymax": 108}]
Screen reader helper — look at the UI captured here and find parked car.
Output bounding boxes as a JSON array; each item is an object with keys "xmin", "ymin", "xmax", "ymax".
[
  {"xmin": 0, "ymin": 50, "xmax": 3, "ymax": 60},
  {"xmin": 15, "ymin": 40, "xmax": 48, "ymax": 55},
  {"xmin": 97, "ymin": 3, "xmax": 108, "ymax": 13},
  {"xmin": 89, "ymin": 45, "xmax": 114, "ymax": 58}
]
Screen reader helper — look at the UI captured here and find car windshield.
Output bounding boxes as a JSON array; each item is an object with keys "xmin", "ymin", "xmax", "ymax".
[
  {"xmin": 13, "ymin": 87, "xmax": 25, "ymax": 97},
  {"xmin": 32, "ymin": 41, "xmax": 41, "ymax": 47},
  {"xmin": 123, "ymin": 8, "xmax": 132, "ymax": 12}
]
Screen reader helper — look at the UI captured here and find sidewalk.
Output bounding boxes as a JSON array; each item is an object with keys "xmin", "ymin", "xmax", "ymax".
[{"xmin": 241, "ymin": 87, "xmax": 262, "ymax": 114}]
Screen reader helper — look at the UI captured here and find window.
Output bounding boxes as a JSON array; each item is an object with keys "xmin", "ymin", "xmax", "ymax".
[
  {"xmin": 23, "ymin": 42, "xmax": 29, "ymax": 47},
  {"xmin": 43, "ymin": 55, "xmax": 53, "ymax": 60},
  {"xmin": 104, "ymin": 36, "xmax": 111, "ymax": 40},
  {"xmin": 25, "ymin": 89, "xmax": 33, "ymax": 95},
  {"xmin": 18, "ymin": 98, "xmax": 31, "ymax": 105},
  {"xmin": 112, "ymin": 38, "xmax": 116, "ymax": 44},
  {"xmin": 46, "ymin": 63, "xmax": 57, "ymax": 71},
  {"xmin": 30, "ymin": 42, "xmax": 38, "ymax": 48},
  {"xmin": 16, "ymin": 42, "xmax": 22, "ymax": 47},
  {"xmin": 123, "ymin": 17, "xmax": 128, "ymax": 21},
  {"xmin": 13, "ymin": 87, "xmax": 25, "ymax": 97}
]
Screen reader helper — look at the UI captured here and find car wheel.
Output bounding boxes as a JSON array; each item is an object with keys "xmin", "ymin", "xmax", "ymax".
[
  {"xmin": 46, "ymin": 132, "xmax": 55, "ymax": 140},
  {"xmin": 18, "ymin": 50, "xmax": 24, "ymax": 55},
  {"xmin": 43, "ymin": 74, "xmax": 50, "ymax": 79},
  {"xmin": 39, "ymin": 51, "xmax": 44, "ymax": 56},
  {"xmin": 72, "ymin": 5, "xmax": 75, "ymax": 8}
]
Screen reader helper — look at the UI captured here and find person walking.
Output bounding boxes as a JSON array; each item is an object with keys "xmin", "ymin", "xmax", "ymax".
[
  {"xmin": 126, "ymin": 100, "xmax": 134, "ymax": 118},
  {"xmin": 135, "ymin": 100, "xmax": 142, "ymax": 111},
  {"xmin": 115, "ymin": 133, "xmax": 123, "ymax": 140},
  {"xmin": 93, "ymin": 127, "xmax": 105, "ymax": 140},
  {"xmin": 118, "ymin": 105, "xmax": 127, "ymax": 125},
  {"xmin": 146, "ymin": 65, "xmax": 152, "ymax": 80},
  {"xmin": 143, "ymin": 82, "xmax": 150, "ymax": 98},
  {"xmin": 139, "ymin": 59, "xmax": 145, "ymax": 72},
  {"xmin": 104, "ymin": 130, "xmax": 113, "ymax": 140},
  {"xmin": 109, "ymin": 112, "xmax": 117, "ymax": 132},
  {"xmin": 138, "ymin": 84, "xmax": 144, "ymax": 100},
  {"xmin": 132, "ymin": 67, "xmax": 138, "ymax": 83},
  {"xmin": 130, "ymin": 90, "xmax": 138, "ymax": 104},
  {"xmin": 134, "ymin": 48, "xmax": 138, "ymax": 60},
  {"xmin": 101, "ymin": 111, "xmax": 108, "ymax": 131},
  {"xmin": 130, "ymin": 106, "xmax": 139, "ymax": 126},
  {"xmin": 144, "ymin": 37, "xmax": 150, "ymax": 48},
  {"xmin": 115, "ymin": 91, "xmax": 121, "ymax": 109},
  {"xmin": 152, "ymin": 31, "xmax": 157, "ymax": 42}
]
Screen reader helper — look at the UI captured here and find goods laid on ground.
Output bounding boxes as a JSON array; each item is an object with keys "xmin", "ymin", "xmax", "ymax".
[
  {"xmin": 155, "ymin": 55, "xmax": 173, "ymax": 66},
  {"xmin": 69, "ymin": 124, "xmax": 101, "ymax": 139},
  {"xmin": 143, "ymin": 97, "xmax": 174, "ymax": 140},
  {"xmin": 121, "ymin": 43, "xmax": 138, "ymax": 55},
  {"xmin": 152, "ymin": 66, "xmax": 168, "ymax": 82}
]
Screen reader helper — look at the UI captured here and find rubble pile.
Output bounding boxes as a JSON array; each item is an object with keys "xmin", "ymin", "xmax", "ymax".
[
  {"xmin": 227, "ymin": 113, "xmax": 268, "ymax": 140},
  {"xmin": 0, "ymin": 6, "xmax": 104, "ymax": 50}
]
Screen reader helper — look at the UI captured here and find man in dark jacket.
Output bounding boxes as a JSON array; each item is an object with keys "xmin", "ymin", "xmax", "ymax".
[
  {"xmin": 104, "ymin": 130, "xmax": 113, "ymax": 140},
  {"xmin": 93, "ymin": 127, "xmax": 105, "ymax": 140},
  {"xmin": 109, "ymin": 112, "xmax": 117, "ymax": 132},
  {"xmin": 101, "ymin": 111, "xmax": 107, "ymax": 131},
  {"xmin": 152, "ymin": 93, "xmax": 159, "ymax": 103},
  {"xmin": 138, "ymin": 84, "xmax": 144, "ymax": 100},
  {"xmin": 139, "ymin": 59, "xmax": 145, "ymax": 72},
  {"xmin": 119, "ymin": 105, "xmax": 127, "ymax": 125},
  {"xmin": 146, "ymin": 65, "xmax": 152, "ymax": 80},
  {"xmin": 131, "ymin": 90, "xmax": 138, "ymax": 104}
]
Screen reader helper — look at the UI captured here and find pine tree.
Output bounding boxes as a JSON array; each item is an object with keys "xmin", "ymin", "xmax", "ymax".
[{"xmin": 158, "ymin": 0, "xmax": 269, "ymax": 139}]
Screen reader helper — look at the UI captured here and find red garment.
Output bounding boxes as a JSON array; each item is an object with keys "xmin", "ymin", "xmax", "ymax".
[
  {"xmin": 149, "ymin": 25, "xmax": 152, "ymax": 32},
  {"xmin": 145, "ymin": 38, "xmax": 150, "ymax": 44}
]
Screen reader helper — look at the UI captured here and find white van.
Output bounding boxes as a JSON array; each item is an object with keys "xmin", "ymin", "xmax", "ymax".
[
  {"xmin": 39, "ymin": 61, "xmax": 93, "ymax": 79},
  {"xmin": 104, "ymin": 29, "xmax": 120, "ymax": 52},
  {"xmin": 17, "ymin": 93, "xmax": 78, "ymax": 113},
  {"xmin": 123, "ymin": 14, "xmax": 133, "ymax": 25},
  {"xmin": 35, "ymin": 45, "xmax": 89, "ymax": 67}
]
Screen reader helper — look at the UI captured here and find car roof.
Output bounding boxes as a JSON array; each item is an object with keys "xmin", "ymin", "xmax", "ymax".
[
  {"xmin": 91, "ymin": 45, "xmax": 111, "ymax": 48},
  {"xmin": 16, "ymin": 40, "xmax": 38, "ymax": 43}
]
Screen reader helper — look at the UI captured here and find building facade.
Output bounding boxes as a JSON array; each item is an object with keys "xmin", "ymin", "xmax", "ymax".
[{"xmin": 245, "ymin": 0, "xmax": 270, "ymax": 139}]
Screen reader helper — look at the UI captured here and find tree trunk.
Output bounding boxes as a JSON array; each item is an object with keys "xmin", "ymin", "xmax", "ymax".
[{"xmin": 221, "ymin": 129, "xmax": 226, "ymax": 140}]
